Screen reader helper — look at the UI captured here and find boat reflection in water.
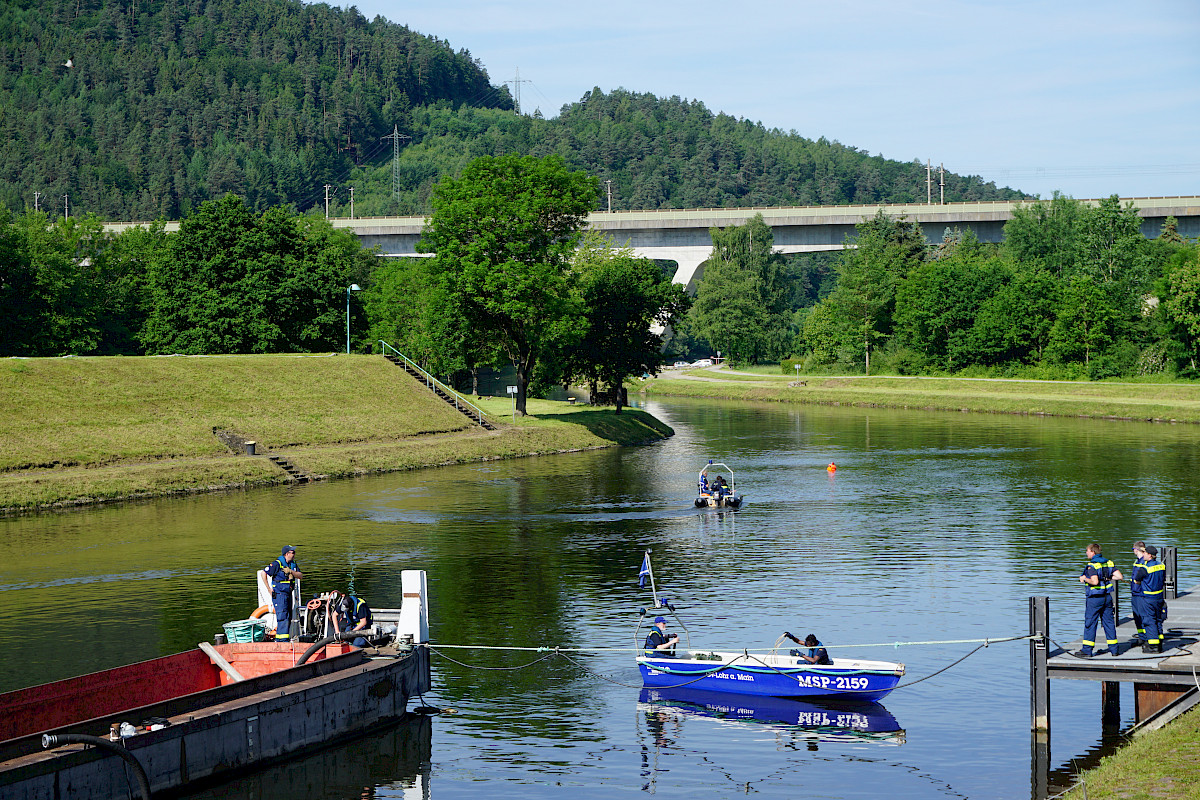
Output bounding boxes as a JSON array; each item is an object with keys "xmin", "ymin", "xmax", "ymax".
[
  {"xmin": 639, "ymin": 687, "xmax": 905, "ymax": 747},
  {"xmin": 179, "ymin": 715, "xmax": 432, "ymax": 800}
]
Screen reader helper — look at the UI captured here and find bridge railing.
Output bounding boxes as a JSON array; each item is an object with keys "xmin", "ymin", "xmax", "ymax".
[{"xmin": 379, "ymin": 341, "xmax": 491, "ymax": 427}]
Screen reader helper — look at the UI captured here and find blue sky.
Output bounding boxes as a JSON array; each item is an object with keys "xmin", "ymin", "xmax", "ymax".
[{"xmin": 345, "ymin": 0, "xmax": 1199, "ymax": 201}]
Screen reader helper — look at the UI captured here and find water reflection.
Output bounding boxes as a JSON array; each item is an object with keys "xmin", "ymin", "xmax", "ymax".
[{"xmin": 638, "ymin": 688, "xmax": 905, "ymax": 745}]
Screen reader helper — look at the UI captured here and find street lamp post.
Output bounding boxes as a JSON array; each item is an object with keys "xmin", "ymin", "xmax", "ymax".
[{"xmin": 346, "ymin": 284, "xmax": 361, "ymax": 354}]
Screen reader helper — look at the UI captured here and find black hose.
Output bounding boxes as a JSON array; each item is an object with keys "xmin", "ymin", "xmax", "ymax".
[
  {"xmin": 42, "ymin": 733, "xmax": 152, "ymax": 800},
  {"xmin": 295, "ymin": 631, "xmax": 366, "ymax": 665}
]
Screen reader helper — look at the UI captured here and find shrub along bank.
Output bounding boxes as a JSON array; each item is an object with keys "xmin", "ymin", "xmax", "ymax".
[{"xmin": 0, "ymin": 355, "xmax": 671, "ymax": 512}]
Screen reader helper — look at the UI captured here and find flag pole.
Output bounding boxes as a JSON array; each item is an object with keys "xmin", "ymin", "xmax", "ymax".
[{"xmin": 645, "ymin": 549, "xmax": 658, "ymax": 606}]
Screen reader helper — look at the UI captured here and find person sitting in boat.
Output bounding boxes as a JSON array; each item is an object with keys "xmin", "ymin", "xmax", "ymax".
[
  {"xmin": 335, "ymin": 592, "xmax": 374, "ymax": 648},
  {"xmin": 699, "ymin": 473, "xmax": 709, "ymax": 495},
  {"xmin": 711, "ymin": 475, "xmax": 728, "ymax": 498},
  {"xmin": 644, "ymin": 616, "xmax": 679, "ymax": 657},
  {"xmin": 786, "ymin": 632, "xmax": 832, "ymax": 665}
]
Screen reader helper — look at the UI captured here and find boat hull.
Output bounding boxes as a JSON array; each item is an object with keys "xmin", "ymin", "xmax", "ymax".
[
  {"xmin": 637, "ymin": 653, "xmax": 903, "ymax": 702},
  {"xmin": 0, "ymin": 644, "xmax": 430, "ymax": 800}
]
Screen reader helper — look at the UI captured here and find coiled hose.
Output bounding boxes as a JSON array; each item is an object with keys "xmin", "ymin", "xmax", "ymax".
[{"xmin": 42, "ymin": 732, "xmax": 151, "ymax": 800}]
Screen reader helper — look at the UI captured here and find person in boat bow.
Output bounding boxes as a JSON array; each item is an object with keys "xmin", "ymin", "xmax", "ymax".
[
  {"xmin": 644, "ymin": 616, "xmax": 679, "ymax": 657},
  {"xmin": 786, "ymin": 632, "xmax": 832, "ymax": 665},
  {"xmin": 265, "ymin": 545, "xmax": 303, "ymax": 641},
  {"xmin": 335, "ymin": 592, "xmax": 374, "ymax": 648}
]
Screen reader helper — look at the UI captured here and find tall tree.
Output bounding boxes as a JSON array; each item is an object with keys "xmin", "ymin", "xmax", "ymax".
[
  {"xmin": 141, "ymin": 194, "xmax": 370, "ymax": 354},
  {"xmin": 556, "ymin": 232, "xmax": 690, "ymax": 412},
  {"xmin": 690, "ymin": 214, "xmax": 792, "ymax": 364},
  {"xmin": 419, "ymin": 154, "xmax": 597, "ymax": 415},
  {"xmin": 826, "ymin": 211, "xmax": 926, "ymax": 374}
]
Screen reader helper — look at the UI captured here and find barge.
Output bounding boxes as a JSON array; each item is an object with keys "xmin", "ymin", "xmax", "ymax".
[{"xmin": 0, "ymin": 571, "xmax": 431, "ymax": 800}]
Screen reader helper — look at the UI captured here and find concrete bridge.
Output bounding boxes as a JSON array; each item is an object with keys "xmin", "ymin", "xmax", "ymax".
[
  {"xmin": 107, "ymin": 196, "xmax": 1200, "ymax": 288},
  {"xmin": 340, "ymin": 196, "xmax": 1200, "ymax": 287}
]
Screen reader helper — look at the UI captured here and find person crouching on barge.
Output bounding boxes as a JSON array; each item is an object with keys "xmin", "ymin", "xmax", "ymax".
[{"xmin": 336, "ymin": 592, "xmax": 374, "ymax": 648}]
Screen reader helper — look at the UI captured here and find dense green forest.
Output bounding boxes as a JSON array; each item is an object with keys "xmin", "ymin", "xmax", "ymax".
[
  {"xmin": 0, "ymin": 0, "xmax": 1025, "ymax": 221},
  {"xmin": 0, "ymin": 0, "xmax": 510, "ymax": 221}
]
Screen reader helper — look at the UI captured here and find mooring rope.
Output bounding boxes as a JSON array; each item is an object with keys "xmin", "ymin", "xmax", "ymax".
[
  {"xmin": 423, "ymin": 633, "xmax": 1034, "ymax": 655},
  {"xmin": 422, "ymin": 632, "xmax": 1036, "ymax": 694}
]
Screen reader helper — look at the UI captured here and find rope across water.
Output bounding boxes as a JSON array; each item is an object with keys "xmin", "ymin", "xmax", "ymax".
[{"xmin": 422, "ymin": 633, "xmax": 1035, "ymax": 694}]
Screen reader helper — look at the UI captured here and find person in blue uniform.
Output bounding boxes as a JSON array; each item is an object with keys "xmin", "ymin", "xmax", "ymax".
[
  {"xmin": 336, "ymin": 592, "xmax": 374, "ymax": 648},
  {"xmin": 785, "ymin": 632, "xmax": 832, "ymax": 664},
  {"xmin": 1133, "ymin": 545, "xmax": 1167, "ymax": 654},
  {"xmin": 1075, "ymin": 543, "xmax": 1122, "ymax": 657},
  {"xmin": 1129, "ymin": 541, "xmax": 1148, "ymax": 645},
  {"xmin": 644, "ymin": 616, "xmax": 679, "ymax": 657},
  {"xmin": 265, "ymin": 545, "xmax": 303, "ymax": 641}
]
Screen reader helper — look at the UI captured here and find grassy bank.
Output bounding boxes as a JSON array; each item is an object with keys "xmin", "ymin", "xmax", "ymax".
[
  {"xmin": 1064, "ymin": 705, "xmax": 1200, "ymax": 798},
  {"xmin": 1, "ymin": 356, "xmax": 671, "ymax": 512},
  {"xmin": 637, "ymin": 369, "xmax": 1200, "ymax": 423}
]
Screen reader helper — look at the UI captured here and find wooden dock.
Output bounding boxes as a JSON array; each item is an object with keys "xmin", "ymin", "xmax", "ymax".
[{"xmin": 1048, "ymin": 586, "xmax": 1200, "ymax": 685}]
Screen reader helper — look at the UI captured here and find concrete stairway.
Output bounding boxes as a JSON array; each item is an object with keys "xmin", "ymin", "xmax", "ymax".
[
  {"xmin": 384, "ymin": 355, "xmax": 497, "ymax": 431},
  {"xmin": 267, "ymin": 454, "xmax": 312, "ymax": 483}
]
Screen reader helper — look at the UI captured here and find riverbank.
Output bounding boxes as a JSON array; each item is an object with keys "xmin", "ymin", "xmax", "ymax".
[
  {"xmin": 636, "ymin": 368, "xmax": 1200, "ymax": 423},
  {"xmin": 1064, "ymin": 704, "xmax": 1200, "ymax": 798},
  {"xmin": 0, "ymin": 355, "xmax": 671, "ymax": 513}
]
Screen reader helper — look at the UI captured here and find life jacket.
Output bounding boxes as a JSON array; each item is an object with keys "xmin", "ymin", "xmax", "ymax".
[
  {"xmin": 1142, "ymin": 559, "xmax": 1166, "ymax": 597},
  {"xmin": 1083, "ymin": 555, "xmax": 1115, "ymax": 598},
  {"xmin": 270, "ymin": 557, "xmax": 296, "ymax": 592}
]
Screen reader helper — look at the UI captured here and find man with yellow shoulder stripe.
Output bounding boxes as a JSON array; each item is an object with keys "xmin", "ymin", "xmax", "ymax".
[
  {"xmin": 1133, "ymin": 545, "xmax": 1167, "ymax": 654},
  {"xmin": 1075, "ymin": 543, "xmax": 1122, "ymax": 658}
]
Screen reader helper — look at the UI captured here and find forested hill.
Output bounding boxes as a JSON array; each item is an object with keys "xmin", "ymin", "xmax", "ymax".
[
  {"xmin": 0, "ymin": 0, "xmax": 509, "ymax": 220},
  {"xmin": 0, "ymin": 1, "xmax": 1026, "ymax": 221}
]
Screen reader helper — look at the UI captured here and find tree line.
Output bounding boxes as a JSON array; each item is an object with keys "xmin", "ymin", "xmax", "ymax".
[
  {"xmin": 1, "ymin": 155, "xmax": 691, "ymax": 414},
  {"xmin": 688, "ymin": 195, "xmax": 1200, "ymax": 380},
  {"xmin": 1, "ymin": 1, "xmax": 1024, "ymax": 222}
]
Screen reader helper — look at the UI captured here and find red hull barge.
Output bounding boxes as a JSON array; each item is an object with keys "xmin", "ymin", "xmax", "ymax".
[{"xmin": 0, "ymin": 572, "xmax": 431, "ymax": 800}]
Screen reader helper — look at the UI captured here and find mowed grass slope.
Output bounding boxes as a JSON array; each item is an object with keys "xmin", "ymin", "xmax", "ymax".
[
  {"xmin": 638, "ymin": 370, "xmax": 1200, "ymax": 422},
  {"xmin": 1, "ymin": 355, "xmax": 472, "ymax": 471},
  {"xmin": 1, "ymin": 356, "xmax": 672, "ymax": 510}
]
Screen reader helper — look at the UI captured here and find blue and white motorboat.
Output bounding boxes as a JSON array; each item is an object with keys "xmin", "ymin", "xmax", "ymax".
[
  {"xmin": 638, "ymin": 687, "xmax": 905, "ymax": 744},
  {"xmin": 694, "ymin": 460, "xmax": 743, "ymax": 509},
  {"xmin": 635, "ymin": 553, "xmax": 904, "ymax": 702}
]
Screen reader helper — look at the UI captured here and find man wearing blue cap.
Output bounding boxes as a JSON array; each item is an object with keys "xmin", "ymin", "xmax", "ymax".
[
  {"xmin": 644, "ymin": 616, "xmax": 679, "ymax": 657},
  {"xmin": 265, "ymin": 545, "xmax": 303, "ymax": 641}
]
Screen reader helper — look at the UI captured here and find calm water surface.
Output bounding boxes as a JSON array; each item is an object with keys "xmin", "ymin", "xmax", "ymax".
[{"xmin": 3, "ymin": 398, "xmax": 1199, "ymax": 799}]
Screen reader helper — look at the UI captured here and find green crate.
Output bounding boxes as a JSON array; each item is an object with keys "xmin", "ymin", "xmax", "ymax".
[{"xmin": 222, "ymin": 618, "xmax": 267, "ymax": 643}]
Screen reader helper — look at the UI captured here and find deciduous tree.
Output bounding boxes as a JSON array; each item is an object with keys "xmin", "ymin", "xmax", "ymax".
[{"xmin": 419, "ymin": 154, "xmax": 597, "ymax": 415}]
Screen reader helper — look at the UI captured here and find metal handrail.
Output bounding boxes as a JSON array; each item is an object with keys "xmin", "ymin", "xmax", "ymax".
[{"xmin": 378, "ymin": 341, "xmax": 492, "ymax": 427}]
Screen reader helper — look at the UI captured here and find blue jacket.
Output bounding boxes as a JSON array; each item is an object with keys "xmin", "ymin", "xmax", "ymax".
[{"xmin": 1081, "ymin": 554, "xmax": 1115, "ymax": 598}]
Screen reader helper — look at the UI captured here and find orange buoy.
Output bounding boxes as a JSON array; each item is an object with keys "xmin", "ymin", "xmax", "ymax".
[
  {"xmin": 251, "ymin": 604, "xmax": 271, "ymax": 619},
  {"xmin": 827, "ymin": 462, "xmax": 837, "ymax": 472}
]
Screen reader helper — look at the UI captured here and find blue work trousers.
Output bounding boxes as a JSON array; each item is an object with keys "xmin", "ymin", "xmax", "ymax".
[
  {"xmin": 1135, "ymin": 596, "xmax": 1165, "ymax": 645},
  {"xmin": 1081, "ymin": 594, "xmax": 1117, "ymax": 654},
  {"xmin": 273, "ymin": 590, "xmax": 293, "ymax": 641}
]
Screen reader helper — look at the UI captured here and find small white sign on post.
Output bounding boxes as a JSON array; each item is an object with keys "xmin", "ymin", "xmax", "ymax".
[
  {"xmin": 506, "ymin": 386, "xmax": 518, "ymax": 395},
  {"xmin": 507, "ymin": 385, "xmax": 517, "ymax": 420}
]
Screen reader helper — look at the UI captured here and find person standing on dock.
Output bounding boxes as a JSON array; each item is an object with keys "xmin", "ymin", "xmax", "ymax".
[
  {"xmin": 265, "ymin": 545, "xmax": 303, "ymax": 641},
  {"xmin": 1133, "ymin": 546, "xmax": 1167, "ymax": 654},
  {"xmin": 1076, "ymin": 543, "xmax": 1122, "ymax": 657},
  {"xmin": 1129, "ymin": 542, "xmax": 1149, "ymax": 645}
]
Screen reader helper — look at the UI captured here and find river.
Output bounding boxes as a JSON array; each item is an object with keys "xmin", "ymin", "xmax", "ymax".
[{"xmin": 2, "ymin": 397, "xmax": 1198, "ymax": 799}]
